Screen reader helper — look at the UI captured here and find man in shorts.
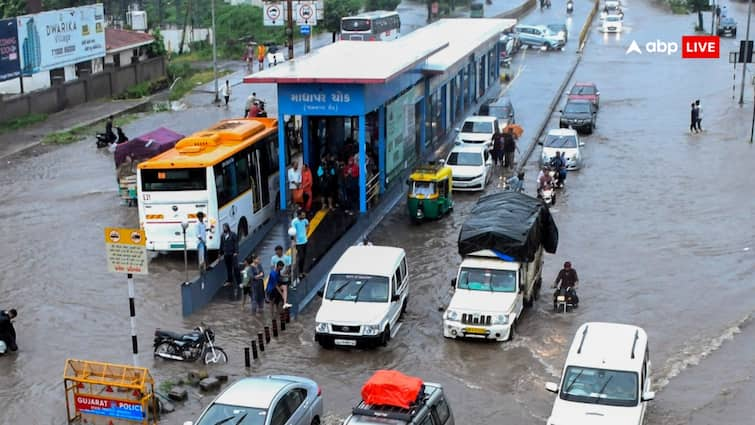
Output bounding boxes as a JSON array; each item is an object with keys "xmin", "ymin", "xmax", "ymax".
[
  {"xmin": 271, "ymin": 246, "xmax": 292, "ymax": 308},
  {"xmin": 267, "ymin": 261, "xmax": 285, "ymax": 311}
]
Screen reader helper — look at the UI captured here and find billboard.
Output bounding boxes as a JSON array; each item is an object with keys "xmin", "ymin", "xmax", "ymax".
[
  {"xmin": 16, "ymin": 4, "xmax": 105, "ymax": 75},
  {"xmin": 0, "ymin": 19, "xmax": 20, "ymax": 81}
]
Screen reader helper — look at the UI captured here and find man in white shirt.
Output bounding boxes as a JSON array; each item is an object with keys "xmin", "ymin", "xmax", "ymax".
[{"xmin": 287, "ymin": 160, "xmax": 302, "ymax": 209}]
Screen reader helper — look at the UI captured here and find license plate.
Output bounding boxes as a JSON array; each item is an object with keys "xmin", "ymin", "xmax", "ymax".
[
  {"xmin": 334, "ymin": 339, "xmax": 357, "ymax": 346},
  {"xmin": 465, "ymin": 327, "xmax": 488, "ymax": 335},
  {"xmin": 557, "ymin": 296, "xmax": 566, "ymax": 301},
  {"xmin": 170, "ymin": 243, "xmax": 185, "ymax": 249}
]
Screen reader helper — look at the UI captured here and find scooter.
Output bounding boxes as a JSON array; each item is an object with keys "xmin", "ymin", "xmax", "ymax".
[
  {"xmin": 539, "ymin": 184, "xmax": 556, "ymax": 205},
  {"xmin": 153, "ymin": 324, "xmax": 228, "ymax": 365},
  {"xmin": 95, "ymin": 133, "xmax": 112, "ymax": 148},
  {"xmin": 566, "ymin": 0, "xmax": 574, "ymax": 14},
  {"xmin": 554, "ymin": 286, "xmax": 577, "ymax": 313}
]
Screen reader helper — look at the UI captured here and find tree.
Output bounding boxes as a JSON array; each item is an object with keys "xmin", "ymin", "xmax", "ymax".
[
  {"xmin": 364, "ymin": 0, "xmax": 401, "ymax": 11},
  {"xmin": 688, "ymin": 0, "xmax": 706, "ymax": 31},
  {"xmin": 323, "ymin": 0, "xmax": 362, "ymax": 43},
  {"xmin": 0, "ymin": 0, "xmax": 26, "ymax": 18}
]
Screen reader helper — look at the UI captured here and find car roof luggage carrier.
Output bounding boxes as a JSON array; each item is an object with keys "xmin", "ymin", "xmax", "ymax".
[{"xmin": 355, "ymin": 370, "xmax": 427, "ymax": 421}]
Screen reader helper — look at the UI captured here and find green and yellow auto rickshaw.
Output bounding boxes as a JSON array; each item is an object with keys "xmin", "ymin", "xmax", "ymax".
[{"xmin": 407, "ymin": 162, "xmax": 454, "ymax": 222}]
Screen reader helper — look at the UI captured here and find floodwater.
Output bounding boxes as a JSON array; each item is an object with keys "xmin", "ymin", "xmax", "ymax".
[{"xmin": 1, "ymin": 1, "xmax": 754, "ymax": 424}]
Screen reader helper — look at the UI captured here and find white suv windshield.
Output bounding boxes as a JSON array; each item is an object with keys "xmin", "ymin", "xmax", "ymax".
[
  {"xmin": 560, "ymin": 366, "xmax": 639, "ymax": 407},
  {"xmin": 458, "ymin": 268, "xmax": 516, "ymax": 292},
  {"xmin": 325, "ymin": 274, "xmax": 389, "ymax": 302},
  {"xmin": 461, "ymin": 121, "xmax": 493, "ymax": 133}
]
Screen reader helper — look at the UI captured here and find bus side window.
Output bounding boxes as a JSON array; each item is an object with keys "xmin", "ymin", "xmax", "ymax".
[
  {"xmin": 235, "ymin": 153, "xmax": 251, "ymax": 195},
  {"xmin": 214, "ymin": 164, "xmax": 231, "ymax": 206}
]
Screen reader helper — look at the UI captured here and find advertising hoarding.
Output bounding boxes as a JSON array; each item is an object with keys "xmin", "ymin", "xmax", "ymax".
[
  {"xmin": 16, "ymin": 4, "xmax": 105, "ymax": 75},
  {"xmin": 0, "ymin": 19, "xmax": 20, "ymax": 81}
]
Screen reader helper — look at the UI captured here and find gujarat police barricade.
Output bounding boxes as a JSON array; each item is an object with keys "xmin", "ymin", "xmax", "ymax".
[{"xmin": 64, "ymin": 359, "xmax": 158, "ymax": 425}]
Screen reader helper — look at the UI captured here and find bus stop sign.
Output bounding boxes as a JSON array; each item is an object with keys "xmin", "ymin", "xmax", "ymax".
[{"xmin": 300, "ymin": 25, "xmax": 311, "ymax": 35}]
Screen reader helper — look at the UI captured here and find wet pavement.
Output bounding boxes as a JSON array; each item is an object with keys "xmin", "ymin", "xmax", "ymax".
[{"xmin": 2, "ymin": 1, "xmax": 755, "ymax": 424}]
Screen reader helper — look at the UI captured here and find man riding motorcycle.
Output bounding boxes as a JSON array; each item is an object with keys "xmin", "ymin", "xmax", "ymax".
[
  {"xmin": 549, "ymin": 152, "xmax": 567, "ymax": 187},
  {"xmin": 537, "ymin": 166, "xmax": 554, "ymax": 197},
  {"xmin": 0, "ymin": 308, "xmax": 18, "ymax": 353},
  {"xmin": 552, "ymin": 262, "xmax": 579, "ymax": 308}
]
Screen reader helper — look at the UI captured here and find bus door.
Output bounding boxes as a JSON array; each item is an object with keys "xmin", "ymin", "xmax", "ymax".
[
  {"xmin": 249, "ymin": 149, "xmax": 262, "ymax": 213},
  {"xmin": 215, "ymin": 158, "xmax": 239, "ymax": 231}
]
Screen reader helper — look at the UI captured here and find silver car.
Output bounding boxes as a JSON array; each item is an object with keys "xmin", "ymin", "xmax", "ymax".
[
  {"xmin": 515, "ymin": 24, "xmax": 565, "ymax": 50},
  {"xmin": 186, "ymin": 375, "xmax": 323, "ymax": 425}
]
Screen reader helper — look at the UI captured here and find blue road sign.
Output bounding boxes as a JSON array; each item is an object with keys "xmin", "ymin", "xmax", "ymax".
[{"xmin": 300, "ymin": 25, "xmax": 311, "ymax": 35}]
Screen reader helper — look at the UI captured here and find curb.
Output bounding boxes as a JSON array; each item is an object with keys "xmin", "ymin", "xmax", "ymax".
[
  {"xmin": 497, "ymin": 0, "xmax": 537, "ymax": 19},
  {"xmin": 578, "ymin": 0, "xmax": 600, "ymax": 53}
]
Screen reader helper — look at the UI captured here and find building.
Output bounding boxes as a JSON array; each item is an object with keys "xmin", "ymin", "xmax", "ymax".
[
  {"xmin": 105, "ymin": 27, "xmax": 155, "ymax": 67},
  {"xmin": 243, "ymin": 18, "xmax": 515, "ymax": 213}
]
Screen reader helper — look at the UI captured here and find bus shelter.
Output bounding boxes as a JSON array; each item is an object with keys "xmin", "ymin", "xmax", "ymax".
[
  {"xmin": 244, "ymin": 19, "xmax": 514, "ymax": 213},
  {"xmin": 64, "ymin": 359, "xmax": 157, "ymax": 425}
]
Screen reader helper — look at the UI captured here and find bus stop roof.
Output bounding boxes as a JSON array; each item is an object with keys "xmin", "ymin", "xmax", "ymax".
[
  {"xmin": 420, "ymin": 18, "xmax": 517, "ymax": 73},
  {"xmin": 243, "ymin": 39, "xmax": 448, "ymax": 84}
]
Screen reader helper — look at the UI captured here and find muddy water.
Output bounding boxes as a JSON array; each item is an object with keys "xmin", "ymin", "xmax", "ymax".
[{"xmin": 1, "ymin": 1, "xmax": 754, "ymax": 424}]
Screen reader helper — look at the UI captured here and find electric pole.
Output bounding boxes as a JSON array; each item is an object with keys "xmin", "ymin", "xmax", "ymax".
[
  {"xmin": 287, "ymin": 0, "xmax": 295, "ymax": 60},
  {"xmin": 212, "ymin": 0, "xmax": 219, "ymax": 104},
  {"xmin": 740, "ymin": 0, "xmax": 752, "ymax": 105}
]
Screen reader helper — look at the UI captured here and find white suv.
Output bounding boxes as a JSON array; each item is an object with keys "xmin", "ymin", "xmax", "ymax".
[
  {"xmin": 545, "ymin": 322, "xmax": 655, "ymax": 425},
  {"xmin": 455, "ymin": 116, "xmax": 500, "ymax": 150}
]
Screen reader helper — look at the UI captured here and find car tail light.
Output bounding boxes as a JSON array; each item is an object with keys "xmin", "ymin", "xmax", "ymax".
[
  {"xmin": 369, "ymin": 36, "xmax": 376, "ymax": 41},
  {"xmin": 317, "ymin": 386, "xmax": 322, "ymax": 396}
]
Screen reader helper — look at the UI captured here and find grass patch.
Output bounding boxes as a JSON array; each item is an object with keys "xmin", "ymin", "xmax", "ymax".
[
  {"xmin": 169, "ymin": 50, "xmax": 214, "ymax": 66},
  {"xmin": 169, "ymin": 68, "xmax": 232, "ymax": 101},
  {"xmin": 158, "ymin": 379, "xmax": 177, "ymax": 394},
  {"xmin": 43, "ymin": 113, "xmax": 141, "ymax": 145},
  {"xmin": 0, "ymin": 113, "xmax": 48, "ymax": 134}
]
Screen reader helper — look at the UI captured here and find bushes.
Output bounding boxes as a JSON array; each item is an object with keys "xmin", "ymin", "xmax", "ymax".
[{"xmin": 114, "ymin": 77, "xmax": 171, "ymax": 100}]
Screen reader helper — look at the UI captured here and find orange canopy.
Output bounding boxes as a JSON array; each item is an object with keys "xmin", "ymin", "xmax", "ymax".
[
  {"xmin": 361, "ymin": 370, "xmax": 424, "ymax": 409},
  {"xmin": 505, "ymin": 123, "xmax": 524, "ymax": 138}
]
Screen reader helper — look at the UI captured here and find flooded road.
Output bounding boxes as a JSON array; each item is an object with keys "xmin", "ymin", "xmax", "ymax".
[{"xmin": 1, "ymin": 0, "xmax": 754, "ymax": 424}]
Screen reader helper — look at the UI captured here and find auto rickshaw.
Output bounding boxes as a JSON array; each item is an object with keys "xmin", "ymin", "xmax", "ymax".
[{"xmin": 407, "ymin": 162, "xmax": 454, "ymax": 222}]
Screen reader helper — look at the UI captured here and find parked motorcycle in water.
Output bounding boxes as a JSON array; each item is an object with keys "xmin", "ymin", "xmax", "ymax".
[
  {"xmin": 567, "ymin": 0, "xmax": 574, "ymax": 14},
  {"xmin": 153, "ymin": 324, "xmax": 228, "ymax": 364}
]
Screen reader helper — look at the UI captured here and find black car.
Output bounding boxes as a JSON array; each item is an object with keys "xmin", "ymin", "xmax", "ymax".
[
  {"xmin": 559, "ymin": 99, "xmax": 597, "ymax": 134},
  {"xmin": 717, "ymin": 17, "xmax": 737, "ymax": 37}
]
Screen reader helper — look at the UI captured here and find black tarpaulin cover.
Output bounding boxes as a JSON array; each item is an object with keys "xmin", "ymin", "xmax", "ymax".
[{"xmin": 458, "ymin": 191, "xmax": 558, "ymax": 261}]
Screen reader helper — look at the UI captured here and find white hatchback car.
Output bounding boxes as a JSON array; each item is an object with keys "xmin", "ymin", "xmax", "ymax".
[
  {"xmin": 446, "ymin": 144, "xmax": 493, "ymax": 191},
  {"xmin": 602, "ymin": 14, "xmax": 623, "ymax": 33},
  {"xmin": 545, "ymin": 322, "xmax": 655, "ymax": 425},
  {"xmin": 540, "ymin": 128, "xmax": 584, "ymax": 170},
  {"xmin": 455, "ymin": 116, "xmax": 500, "ymax": 150}
]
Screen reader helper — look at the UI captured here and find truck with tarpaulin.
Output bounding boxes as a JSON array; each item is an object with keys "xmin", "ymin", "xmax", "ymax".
[{"xmin": 443, "ymin": 191, "xmax": 558, "ymax": 342}]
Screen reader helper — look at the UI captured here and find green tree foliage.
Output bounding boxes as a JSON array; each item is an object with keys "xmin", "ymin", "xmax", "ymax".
[
  {"xmin": 0, "ymin": 0, "xmax": 26, "ymax": 18},
  {"xmin": 214, "ymin": 3, "xmax": 285, "ymax": 58},
  {"xmin": 147, "ymin": 27, "xmax": 167, "ymax": 57},
  {"xmin": 364, "ymin": 0, "xmax": 401, "ymax": 11},
  {"xmin": 323, "ymin": 0, "xmax": 362, "ymax": 38}
]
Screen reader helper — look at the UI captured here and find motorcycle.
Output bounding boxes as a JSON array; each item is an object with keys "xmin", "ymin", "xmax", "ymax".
[
  {"xmin": 95, "ymin": 133, "xmax": 112, "ymax": 148},
  {"xmin": 548, "ymin": 169, "xmax": 566, "ymax": 189},
  {"xmin": 540, "ymin": 0, "xmax": 552, "ymax": 9},
  {"xmin": 153, "ymin": 324, "xmax": 228, "ymax": 364},
  {"xmin": 554, "ymin": 286, "xmax": 577, "ymax": 313},
  {"xmin": 0, "ymin": 339, "xmax": 7, "ymax": 355},
  {"xmin": 566, "ymin": 0, "xmax": 574, "ymax": 14}
]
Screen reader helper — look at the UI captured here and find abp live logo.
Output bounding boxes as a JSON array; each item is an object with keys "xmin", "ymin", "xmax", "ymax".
[{"xmin": 625, "ymin": 36, "xmax": 720, "ymax": 59}]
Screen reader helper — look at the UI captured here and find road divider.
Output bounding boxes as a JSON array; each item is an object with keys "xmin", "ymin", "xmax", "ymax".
[{"xmin": 578, "ymin": 0, "xmax": 600, "ymax": 53}]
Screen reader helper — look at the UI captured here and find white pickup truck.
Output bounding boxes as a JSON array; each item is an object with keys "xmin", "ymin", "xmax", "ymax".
[{"xmin": 443, "ymin": 192, "xmax": 558, "ymax": 342}]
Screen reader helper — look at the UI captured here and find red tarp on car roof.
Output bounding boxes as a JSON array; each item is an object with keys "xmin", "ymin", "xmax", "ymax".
[{"xmin": 361, "ymin": 370, "xmax": 424, "ymax": 409}]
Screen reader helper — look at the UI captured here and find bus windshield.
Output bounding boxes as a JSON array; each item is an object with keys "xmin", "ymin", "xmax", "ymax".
[
  {"xmin": 141, "ymin": 168, "xmax": 207, "ymax": 191},
  {"xmin": 342, "ymin": 18, "xmax": 370, "ymax": 32}
]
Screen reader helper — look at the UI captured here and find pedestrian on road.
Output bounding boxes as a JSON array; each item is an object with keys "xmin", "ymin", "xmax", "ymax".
[
  {"xmin": 292, "ymin": 209, "xmax": 310, "ymax": 280},
  {"xmin": 196, "ymin": 211, "xmax": 210, "ymax": 270},
  {"xmin": 240, "ymin": 257, "xmax": 253, "ymax": 309},
  {"xmin": 221, "ymin": 80, "xmax": 231, "ymax": 108},
  {"xmin": 492, "ymin": 129, "xmax": 504, "ymax": 166},
  {"xmin": 502, "ymin": 127, "xmax": 518, "ymax": 169},
  {"xmin": 270, "ymin": 246, "xmax": 292, "ymax": 309},
  {"xmin": 317, "ymin": 153, "xmax": 335, "ymax": 210},
  {"xmin": 344, "ymin": 155, "xmax": 359, "ymax": 215},
  {"xmin": 506, "ymin": 171, "xmax": 525, "ymax": 193},
  {"xmin": 266, "ymin": 261, "xmax": 285, "ymax": 311},
  {"xmin": 250, "ymin": 254, "xmax": 265, "ymax": 315},
  {"xmin": 0, "ymin": 308, "xmax": 18, "ymax": 352},
  {"xmin": 690, "ymin": 101, "xmax": 699, "ymax": 134},
  {"xmin": 105, "ymin": 115, "xmax": 116, "ymax": 143},
  {"xmin": 245, "ymin": 92, "xmax": 259, "ymax": 118},
  {"xmin": 219, "ymin": 223, "xmax": 239, "ymax": 289},
  {"xmin": 695, "ymin": 99, "xmax": 703, "ymax": 132},
  {"xmin": 288, "ymin": 160, "xmax": 302, "ymax": 209}
]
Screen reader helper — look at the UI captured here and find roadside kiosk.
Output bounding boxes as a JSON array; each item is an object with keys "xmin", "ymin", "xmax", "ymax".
[{"xmin": 64, "ymin": 359, "xmax": 158, "ymax": 425}]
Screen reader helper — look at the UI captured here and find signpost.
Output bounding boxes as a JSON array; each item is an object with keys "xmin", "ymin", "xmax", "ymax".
[
  {"xmin": 105, "ymin": 227, "xmax": 147, "ymax": 366},
  {"xmin": 264, "ymin": 2, "xmax": 285, "ymax": 26},
  {"xmin": 300, "ymin": 24, "xmax": 311, "ymax": 35},
  {"xmin": 296, "ymin": 2, "xmax": 317, "ymax": 25}
]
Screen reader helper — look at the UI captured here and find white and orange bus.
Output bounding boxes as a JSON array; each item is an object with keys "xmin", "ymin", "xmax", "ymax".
[
  {"xmin": 136, "ymin": 118, "xmax": 287, "ymax": 251},
  {"xmin": 340, "ymin": 11, "xmax": 401, "ymax": 41}
]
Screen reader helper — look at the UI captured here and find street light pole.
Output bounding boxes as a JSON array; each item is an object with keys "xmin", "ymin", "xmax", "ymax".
[
  {"xmin": 181, "ymin": 221, "xmax": 189, "ymax": 283},
  {"xmin": 740, "ymin": 0, "xmax": 752, "ymax": 105},
  {"xmin": 211, "ymin": 0, "xmax": 219, "ymax": 104}
]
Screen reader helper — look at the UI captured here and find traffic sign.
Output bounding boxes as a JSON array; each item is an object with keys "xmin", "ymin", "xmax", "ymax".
[
  {"xmin": 264, "ymin": 2, "xmax": 285, "ymax": 26},
  {"xmin": 295, "ymin": 1, "xmax": 317, "ymax": 25},
  {"xmin": 104, "ymin": 227, "xmax": 148, "ymax": 275},
  {"xmin": 300, "ymin": 24, "xmax": 311, "ymax": 35}
]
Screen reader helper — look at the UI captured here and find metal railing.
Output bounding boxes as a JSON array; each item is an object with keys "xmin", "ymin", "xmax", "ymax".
[{"xmin": 367, "ymin": 173, "xmax": 381, "ymax": 207}]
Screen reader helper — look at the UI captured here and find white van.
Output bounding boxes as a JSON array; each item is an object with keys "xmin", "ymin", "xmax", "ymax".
[
  {"xmin": 545, "ymin": 322, "xmax": 655, "ymax": 425},
  {"xmin": 315, "ymin": 246, "xmax": 409, "ymax": 349}
]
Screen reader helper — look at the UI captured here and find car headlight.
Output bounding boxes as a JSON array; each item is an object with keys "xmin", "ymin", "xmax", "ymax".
[
  {"xmin": 362, "ymin": 325, "xmax": 381, "ymax": 335},
  {"xmin": 445, "ymin": 309, "xmax": 460, "ymax": 321},
  {"xmin": 474, "ymin": 174, "xmax": 484, "ymax": 179},
  {"xmin": 492, "ymin": 314, "xmax": 508, "ymax": 325},
  {"xmin": 315, "ymin": 322, "xmax": 328, "ymax": 333}
]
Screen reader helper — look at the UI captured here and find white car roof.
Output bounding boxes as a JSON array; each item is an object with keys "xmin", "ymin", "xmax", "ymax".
[
  {"xmin": 547, "ymin": 128, "xmax": 578, "ymax": 137},
  {"xmin": 329, "ymin": 245, "xmax": 405, "ymax": 277},
  {"xmin": 463, "ymin": 115, "xmax": 497, "ymax": 123},
  {"xmin": 450, "ymin": 144, "xmax": 487, "ymax": 153},
  {"xmin": 566, "ymin": 322, "xmax": 648, "ymax": 372}
]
